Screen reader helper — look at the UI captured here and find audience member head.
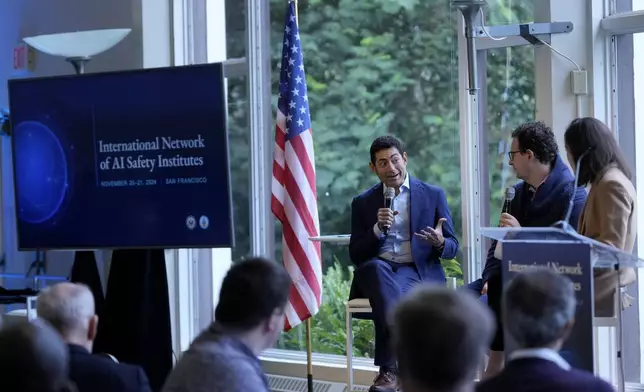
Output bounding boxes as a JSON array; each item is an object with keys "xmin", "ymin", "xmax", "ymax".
[
  {"xmin": 393, "ymin": 286, "xmax": 494, "ymax": 392},
  {"xmin": 37, "ymin": 282, "xmax": 98, "ymax": 351},
  {"xmin": 509, "ymin": 121, "xmax": 558, "ymax": 184},
  {"xmin": 0, "ymin": 319, "xmax": 74, "ymax": 392},
  {"xmin": 214, "ymin": 257, "xmax": 291, "ymax": 354},
  {"xmin": 564, "ymin": 117, "xmax": 631, "ymax": 186},
  {"xmin": 504, "ymin": 268, "xmax": 576, "ymax": 350},
  {"xmin": 369, "ymin": 135, "xmax": 408, "ymax": 191}
]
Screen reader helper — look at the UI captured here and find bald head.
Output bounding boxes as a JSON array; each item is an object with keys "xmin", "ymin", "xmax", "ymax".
[
  {"xmin": 37, "ymin": 283, "xmax": 96, "ymax": 344},
  {"xmin": 393, "ymin": 286, "xmax": 494, "ymax": 392}
]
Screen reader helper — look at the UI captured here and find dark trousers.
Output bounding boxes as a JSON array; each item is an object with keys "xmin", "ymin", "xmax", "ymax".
[
  {"xmin": 354, "ymin": 258, "xmax": 421, "ymax": 368},
  {"xmin": 486, "ymin": 273, "xmax": 504, "ymax": 351}
]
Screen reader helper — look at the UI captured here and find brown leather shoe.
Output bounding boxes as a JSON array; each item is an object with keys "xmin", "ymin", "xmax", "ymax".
[{"xmin": 369, "ymin": 370, "xmax": 398, "ymax": 392}]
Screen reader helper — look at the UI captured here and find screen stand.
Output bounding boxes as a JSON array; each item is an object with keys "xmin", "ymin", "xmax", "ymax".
[
  {"xmin": 93, "ymin": 248, "xmax": 172, "ymax": 391},
  {"xmin": 25, "ymin": 249, "xmax": 45, "ymax": 276}
]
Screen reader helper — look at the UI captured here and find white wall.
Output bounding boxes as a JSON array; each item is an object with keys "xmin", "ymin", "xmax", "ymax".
[{"xmin": 0, "ymin": 0, "xmax": 172, "ymax": 284}]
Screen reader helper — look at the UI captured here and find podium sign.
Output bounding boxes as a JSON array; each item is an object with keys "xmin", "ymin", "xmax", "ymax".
[{"xmin": 502, "ymin": 241, "xmax": 594, "ymax": 372}]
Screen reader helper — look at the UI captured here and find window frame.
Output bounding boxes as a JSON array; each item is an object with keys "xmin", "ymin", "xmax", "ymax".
[{"xmin": 602, "ymin": 0, "xmax": 644, "ymax": 384}]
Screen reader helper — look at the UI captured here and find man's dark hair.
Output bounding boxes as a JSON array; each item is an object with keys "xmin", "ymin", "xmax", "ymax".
[
  {"xmin": 564, "ymin": 117, "xmax": 632, "ymax": 186},
  {"xmin": 503, "ymin": 268, "xmax": 576, "ymax": 348},
  {"xmin": 215, "ymin": 257, "xmax": 291, "ymax": 330},
  {"xmin": 393, "ymin": 286, "xmax": 494, "ymax": 391},
  {"xmin": 511, "ymin": 121, "xmax": 558, "ymax": 165},
  {"xmin": 370, "ymin": 135, "xmax": 405, "ymax": 164}
]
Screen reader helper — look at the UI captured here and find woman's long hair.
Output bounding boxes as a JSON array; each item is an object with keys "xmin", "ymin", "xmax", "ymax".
[{"xmin": 564, "ymin": 117, "xmax": 631, "ymax": 186}]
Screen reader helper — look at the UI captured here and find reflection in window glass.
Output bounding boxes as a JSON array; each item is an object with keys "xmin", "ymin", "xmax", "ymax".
[
  {"xmin": 270, "ymin": 0, "xmax": 461, "ymax": 357},
  {"xmin": 484, "ymin": 45, "xmax": 535, "ymax": 226},
  {"xmin": 226, "ymin": 76, "xmax": 251, "ymax": 261}
]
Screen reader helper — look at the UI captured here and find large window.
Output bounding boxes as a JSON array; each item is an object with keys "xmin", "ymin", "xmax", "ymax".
[
  {"xmin": 482, "ymin": 45, "xmax": 535, "ymax": 227},
  {"xmin": 220, "ymin": 0, "xmax": 251, "ymax": 261},
  {"xmin": 226, "ymin": 76, "xmax": 251, "ymax": 261},
  {"xmin": 480, "ymin": 2, "xmax": 535, "ymax": 227},
  {"xmin": 607, "ymin": 0, "xmax": 644, "ymax": 384},
  {"xmin": 225, "ymin": 0, "xmax": 246, "ymax": 58},
  {"xmin": 270, "ymin": 0, "xmax": 463, "ymax": 357}
]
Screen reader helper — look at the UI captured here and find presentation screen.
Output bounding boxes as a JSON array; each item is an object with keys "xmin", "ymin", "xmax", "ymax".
[{"xmin": 8, "ymin": 63, "xmax": 233, "ymax": 250}]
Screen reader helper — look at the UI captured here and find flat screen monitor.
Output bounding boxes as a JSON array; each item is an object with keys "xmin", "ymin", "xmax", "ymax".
[{"xmin": 8, "ymin": 63, "xmax": 234, "ymax": 250}]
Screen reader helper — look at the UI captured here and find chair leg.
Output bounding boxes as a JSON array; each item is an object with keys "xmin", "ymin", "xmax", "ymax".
[{"xmin": 346, "ymin": 307, "xmax": 353, "ymax": 392}]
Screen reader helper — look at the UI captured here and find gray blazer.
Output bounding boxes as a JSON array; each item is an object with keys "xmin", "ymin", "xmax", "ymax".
[{"xmin": 161, "ymin": 324, "xmax": 269, "ymax": 392}]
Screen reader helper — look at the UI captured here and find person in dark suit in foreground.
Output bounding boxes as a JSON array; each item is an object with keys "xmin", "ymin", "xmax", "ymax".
[
  {"xmin": 349, "ymin": 135, "xmax": 459, "ymax": 392},
  {"xmin": 476, "ymin": 269, "xmax": 614, "ymax": 392},
  {"xmin": 37, "ymin": 283, "xmax": 151, "ymax": 392},
  {"xmin": 0, "ymin": 319, "xmax": 75, "ymax": 392},
  {"xmin": 393, "ymin": 286, "xmax": 494, "ymax": 392}
]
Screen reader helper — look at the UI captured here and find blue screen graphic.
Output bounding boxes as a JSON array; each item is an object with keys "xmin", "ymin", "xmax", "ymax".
[{"xmin": 8, "ymin": 63, "xmax": 233, "ymax": 250}]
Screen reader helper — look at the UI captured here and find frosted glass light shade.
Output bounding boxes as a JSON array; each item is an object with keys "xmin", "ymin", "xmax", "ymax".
[{"xmin": 23, "ymin": 28, "xmax": 131, "ymax": 58}]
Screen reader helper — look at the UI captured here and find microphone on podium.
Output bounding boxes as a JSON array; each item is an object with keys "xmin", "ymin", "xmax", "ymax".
[{"xmin": 383, "ymin": 187, "xmax": 395, "ymax": 235}]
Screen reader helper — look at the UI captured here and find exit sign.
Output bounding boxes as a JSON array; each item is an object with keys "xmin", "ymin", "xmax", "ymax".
[{"xmin": 13, "ymin": 43, "xmax": 34, "ymax": 72}]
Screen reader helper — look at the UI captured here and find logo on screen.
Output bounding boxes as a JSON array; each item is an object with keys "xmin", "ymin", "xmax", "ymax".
[
  {"xmin": 186, "ymin": 215, "xmax": 196, "ymax": 230},
  {"xmin": 199, "ymin": 215, "xmax": 209, "ymax": 229}
]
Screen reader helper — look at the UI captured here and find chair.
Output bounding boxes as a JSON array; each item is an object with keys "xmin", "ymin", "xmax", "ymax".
[
  {"xmin": 344, "ymin": 278, "xmax": 458, "ymax": 391},
  {"xmin": 345, "ymin": 298, "xmax": 372, "ymax": 392}
]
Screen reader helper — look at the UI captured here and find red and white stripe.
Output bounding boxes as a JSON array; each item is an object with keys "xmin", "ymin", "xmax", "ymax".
[{"xmin": 272, "ymin": 110, "xmax": 322, "ymax": 330}]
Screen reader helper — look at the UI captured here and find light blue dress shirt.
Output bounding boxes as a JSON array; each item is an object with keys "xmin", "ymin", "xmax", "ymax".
[{"xmin": 373, "ymin": 175, "xmax": 413, "ymax": 264}]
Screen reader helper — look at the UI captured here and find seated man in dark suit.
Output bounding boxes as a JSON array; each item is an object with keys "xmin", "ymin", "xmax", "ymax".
[
  {"xmin": 0, "ymin": 319, "xmax": 75, "ymax": 392},
  {"xmin": 476, "ymin": 269, "xmax": 613, "ymax": 392},
  {"xmin": 468, "ymin": 121, "xmax": 587, "ymax": 378},
  {"xmin": 393, "ymin": 286, "xmax": 494, "ymax": 392},
  {"xmin": 349, "ymin": 135, "xmax": 459, "ymax": 392},
  {"xmin": 37, "ymin": 282, "xmax": 151, "ymax": 392}
]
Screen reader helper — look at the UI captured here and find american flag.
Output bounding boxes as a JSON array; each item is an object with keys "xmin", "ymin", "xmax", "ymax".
[{"xmin": 271, "ymin": 1, "xmax": 322, "ymax": 331}]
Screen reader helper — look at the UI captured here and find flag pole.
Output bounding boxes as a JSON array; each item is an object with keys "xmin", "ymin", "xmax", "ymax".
[
  {"xmin": 289, "ymin": 1, "xmax": 313, "ymax": 390},
  {"xmin": 306, "ymin": 319, "xmax": 313, "ymax": 392},
  {"xmin": 291, "ymin": 3, "xmax": 313, "ymax": 389}
]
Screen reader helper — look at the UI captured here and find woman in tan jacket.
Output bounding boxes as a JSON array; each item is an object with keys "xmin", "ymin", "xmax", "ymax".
[{"xmin": 564, "ymin": 117, "xmax": 637, "ymax": 317}]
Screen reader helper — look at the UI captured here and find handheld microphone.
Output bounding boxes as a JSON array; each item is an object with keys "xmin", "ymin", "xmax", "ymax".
[
  {"xmin": 494, "ymin": 187, "xmax": 516, "ymax": 259},
  {"xmin": 499, "ymin": 187, "xmax": 515, "ymax": 226},
  {"xmin": 555, "ymin": 146, "xmax": 595, "ymax": 231},
  {"xmin": 383, "ymin": 187, "xmax": 395, "ymax": 235}
]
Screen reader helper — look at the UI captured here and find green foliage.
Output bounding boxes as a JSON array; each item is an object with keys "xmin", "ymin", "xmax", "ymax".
[
  {"xmin": 225, "ymin": 0, "xmax": 534, "ymax": 356},
  {"xmin": 278, "ymin": 258, "xmax": 375, "ymax": 357},
  {"xmin": 442, "ymin": 258, "xmax": 464, "ymax": 286}
]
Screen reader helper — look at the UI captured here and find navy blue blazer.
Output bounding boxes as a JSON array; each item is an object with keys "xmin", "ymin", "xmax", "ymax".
[
  {"xmin": 68, "ymin": 344, "xmax": 152, "ymax": 392},
  {"xmin": 476, "ymin": 358, "xmax": 614, "ymax": 392},
  {"xmin": 348, "ymin": 176, "xmax": 458, "ymax": 298},
  {"xmin": 481, "ymin": 155, "xmax": 587, "ymax": 282}
]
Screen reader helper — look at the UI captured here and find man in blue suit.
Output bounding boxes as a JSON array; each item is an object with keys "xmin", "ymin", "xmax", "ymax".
[{"xmin": 349, "ymin": 135, "xmax": 459, "ymax": 392}]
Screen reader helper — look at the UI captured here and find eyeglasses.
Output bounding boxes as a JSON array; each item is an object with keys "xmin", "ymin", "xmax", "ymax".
[{"xmin": 508, "ymin": 150, "xmax": 522, "ymax": 160}]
